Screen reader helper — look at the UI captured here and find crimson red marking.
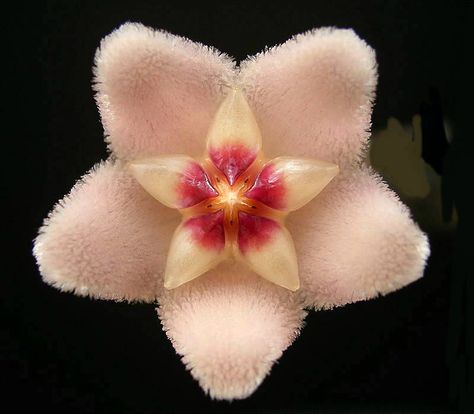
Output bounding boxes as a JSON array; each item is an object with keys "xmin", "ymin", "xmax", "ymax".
[
  {"xmin": 244, "ymin": 163, "xmax": 286, "ymax": 209},
  {"xmin": 237, "ymin": 212, "xmax": 279, "ymax": 254},
  {"xmin": 209, "ymin": 144, "xmax": 256, "ymax": 185},
  {"xmin": 184, "ymin": 211, "xmax": 225, "ymax": 250},
  {"xmin": 177, "ymin": 162, "xmax": 218, "ymax": 208}
]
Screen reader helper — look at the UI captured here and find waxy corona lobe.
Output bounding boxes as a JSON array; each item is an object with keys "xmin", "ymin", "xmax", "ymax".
[{"xmin": 128, "ymin": 88, "xmax": 339, "ymax": 291}]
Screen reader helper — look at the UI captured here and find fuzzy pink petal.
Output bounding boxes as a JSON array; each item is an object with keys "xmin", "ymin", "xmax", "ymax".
[
  {"xmin": 94, "ymin": 23, "xmax": 236, "ymax": 160},
  {"xmin": 33, "ymin": 161, "xmax": 179, "ymax": 301},
  {"xmin": 239, "ymin": 28, "xmax": 377, "ymax": 165},
  {"xmin": 287, "ymin": 167, "xmax": 430, "ymax": 309},
  {"xmin": 158, "ymin": 263, "xmax": 306, "ymax": 400}
]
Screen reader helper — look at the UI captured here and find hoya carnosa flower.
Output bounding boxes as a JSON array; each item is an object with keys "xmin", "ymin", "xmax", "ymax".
[{"xmin": 33, "ymin": 23, "xmax": 430, "ymax": 400}]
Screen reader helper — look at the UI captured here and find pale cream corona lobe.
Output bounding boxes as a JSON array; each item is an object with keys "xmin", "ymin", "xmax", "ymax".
[{"xmin": 128, "ymin": 88, "xmax": 339, "ymax": 290}]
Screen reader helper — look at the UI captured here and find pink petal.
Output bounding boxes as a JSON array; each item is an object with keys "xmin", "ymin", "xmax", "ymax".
[
  {"xmin": 94, "ymin": 23, "xmax": 235, "ymax": 160},
  {"xmin": 239, "ymin": 28, "xmax": 377, "ymax": 165},
  {"xmin": 158, "ymin": 263, "xmax": 306, "ymax": 400},
  {"xmin": 33, "ymin": 161, "xmax": 179, "ymax": 301},
  {"xmin": 287, "ymin": 167, "xmax": 430, "ymax": 309}
]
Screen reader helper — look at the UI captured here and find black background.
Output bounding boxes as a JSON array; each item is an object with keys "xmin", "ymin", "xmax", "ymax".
[{"xmin": 3, "ymin": 1, "xmax": 473, "ymax": 413}]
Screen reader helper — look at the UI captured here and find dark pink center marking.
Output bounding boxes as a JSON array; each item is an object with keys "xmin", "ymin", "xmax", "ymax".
[
  {"xmin": 244, "ymin": 163, "xmax": 286, "ymax": 209},
  {"xmin": 177, "ymin": 162, "xmax": 218, "ymax": 208},
  {"xmin": 209, "ymin": 144, "xmax": 256, "ymax": 185},
  {"xmin": 238, "ymin": 211, "xmax": 279, "ymax": 254},
  {"xmin": 184, "ymin": 210, "xmax": 225, "ymax": 250}
]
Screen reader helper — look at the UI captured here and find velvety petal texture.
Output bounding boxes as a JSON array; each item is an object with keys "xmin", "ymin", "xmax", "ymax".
[
  {"xmin": 239, "ymin": 28, "xmax": 377, "ymax": 165},
  {"xmin": 34, "ymin": 161, "xmax": 179, "ymax": 301},
  {"xmin": 34, "ymin": 23, "xmax": 430, "ymax": 402},
  {"xmin": 94, "ymin": 23, "xmax": 235, "ymax": 160},
  {"xmin": 158, "ymin": 263, "xmax": 306, "ymax": 400},
  {"xmin": 287, "ymin": 167, "xmax": 430, "ymax": 309}
]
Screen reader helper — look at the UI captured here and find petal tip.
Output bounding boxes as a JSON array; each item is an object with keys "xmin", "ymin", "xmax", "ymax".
[
  {"xmin": 274, "ymin": 272, "xmax": 300, "ymax": 292},
  {"xmin": 163, "ymin": 277, "xmax": 179, "ymax": 290},
  {"xmin": 163, "ymin": 265, "xmax": 201, "ymax": 291},
  {"xmin": 287, "ymin": 280, "xmax": 300, "ymax": 292}
]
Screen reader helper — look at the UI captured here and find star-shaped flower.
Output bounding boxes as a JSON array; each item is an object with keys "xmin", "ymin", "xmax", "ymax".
[{"xmin": 33, "ymin": 23, "xmax": 430, "ymax": 400}]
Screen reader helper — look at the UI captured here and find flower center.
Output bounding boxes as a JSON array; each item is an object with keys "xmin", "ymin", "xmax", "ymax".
[
  {"xmin": 202, "ymin": 167, "xmax": 255, "ymax": 227},
  {"xmin": 212, "ymin": 175, "xmax": 252, "ymax": 211},
  {"xmin": 182, "ymin": 159, "xmax": 285, "ymax": 245},
  {"xmin": 221, "ymin": 187, "xmax": 241, "ymax": 206}
]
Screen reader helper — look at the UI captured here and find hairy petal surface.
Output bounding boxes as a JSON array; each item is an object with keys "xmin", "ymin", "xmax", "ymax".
[
  {"xmin": 94, "ymin": 22, "xmax": 235, "ymax": 160},
  {"xmin": 158, "ymin": 263, "xmax": 306, "ymax": 400},
  {"xmin": 239, "ymin": 28, "xmax": 377, "ymax": 165},
  {"xmin": 287, "ymin": 167, "xmax": 430, "ymax": 309},
  {"xmin": 33, "ymin": 161, "xmax": 179, "ymax": 301}
]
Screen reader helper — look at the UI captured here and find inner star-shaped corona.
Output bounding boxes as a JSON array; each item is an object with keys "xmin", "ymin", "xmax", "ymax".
[{"xmin": 128, "ymin": 88, "xmax": 339, "ymax": 290}]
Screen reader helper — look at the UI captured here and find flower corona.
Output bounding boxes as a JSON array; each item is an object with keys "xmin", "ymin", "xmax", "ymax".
[{"xmin": 128, "ymin": 88, "xmax": 339, "ymax": 290}]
